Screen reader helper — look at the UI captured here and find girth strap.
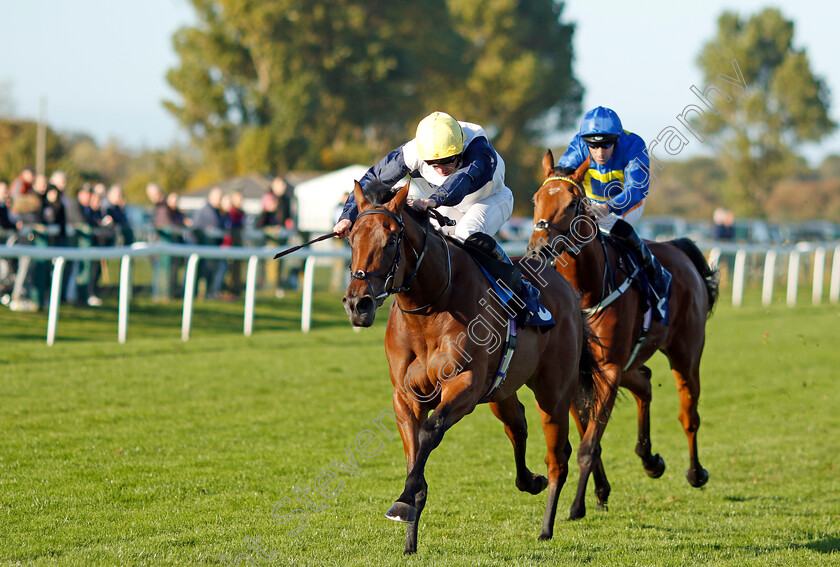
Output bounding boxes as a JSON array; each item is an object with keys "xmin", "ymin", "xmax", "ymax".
[
  {"xmin": 582, "ymin": 266, "xmax": 640, "ymax": 317},
  {"xmin": 480, "ymin": 319, "xmax": 518, "ymax": 403},
  {"xmin": 623, "ymin": 307, "xmax": 652, "ymax": 372}
]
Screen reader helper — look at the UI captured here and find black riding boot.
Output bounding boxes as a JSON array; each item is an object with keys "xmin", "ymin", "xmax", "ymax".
[
  {"xmin": 609, "ymin": 219, "xmax": 671, "ymax": 324},
  {"xmin": 463, "ymin": 232, "xmax": 545, "ymax": 324}
]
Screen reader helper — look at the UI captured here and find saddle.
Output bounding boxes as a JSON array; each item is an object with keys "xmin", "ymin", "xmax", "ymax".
[{"xmin": 453, "ymin": 236, "xmax": 554, "ymax": 330}]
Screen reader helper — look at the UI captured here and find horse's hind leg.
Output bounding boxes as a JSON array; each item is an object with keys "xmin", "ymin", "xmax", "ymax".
[
  {"xmin": 489, "ymin": 395, "xmax": 548, "ymax": 495},
  {"xmin": 622, "ymin": 366, "xmax": 666, "ymax": 478},
  {"xmin": 531, "ymin": 372, "xmax": 575, "ymax": 540},
  {"xmin": 571, "ymin": 405, "xmax": 611, "ymax": 510},
  {"xmin": 669, "ymin": 352, "xmax": 708, "ymax": 487}
]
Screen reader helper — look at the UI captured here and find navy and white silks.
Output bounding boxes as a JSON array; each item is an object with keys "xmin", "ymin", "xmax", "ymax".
[{"xmin": 340, "ymin": 122, "xmax": 513, "ymax": 242}]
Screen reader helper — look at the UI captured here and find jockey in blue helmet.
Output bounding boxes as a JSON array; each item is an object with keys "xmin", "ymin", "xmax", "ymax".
[{"xmin": 557, "ymin": 106, "xmax": 671, "ymax": 323}]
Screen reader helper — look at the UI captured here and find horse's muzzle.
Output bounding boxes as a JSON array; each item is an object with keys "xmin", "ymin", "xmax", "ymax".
[
  {"xmin": 526, "ymin": 241, "xmax": 556, "ymax": 265},
  {"xmin": 343, "ymin": 294, "xmax": 376, "ymax": 327}
]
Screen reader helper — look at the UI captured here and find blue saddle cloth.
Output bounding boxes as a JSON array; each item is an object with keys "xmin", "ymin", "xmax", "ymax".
[
  {"xmin": 606, "ymin": 235, "xmax": 671, "ymax": 325},
  {"xmin": 473, "ymin": 262, "xmax": 555, "ymax": 328}
]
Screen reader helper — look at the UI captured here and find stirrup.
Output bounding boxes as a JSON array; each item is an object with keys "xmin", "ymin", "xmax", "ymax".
[{"xmin": 649, "ymin": 271, "xmax": 671, "ymax": 323}]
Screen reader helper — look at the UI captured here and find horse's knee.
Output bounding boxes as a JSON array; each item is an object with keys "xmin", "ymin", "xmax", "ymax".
[
  {"xmin": 418, "ymin": 413, "xmax": 446, "ymax": 447},
  {"xmin": 577, "ymin": 452, "xmax": 594, "ymax": 471}
]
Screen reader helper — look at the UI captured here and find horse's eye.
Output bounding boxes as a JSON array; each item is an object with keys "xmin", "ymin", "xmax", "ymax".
[{"xmin": 386, "ymin": 234, "xmax": 397, "ymax": 247}]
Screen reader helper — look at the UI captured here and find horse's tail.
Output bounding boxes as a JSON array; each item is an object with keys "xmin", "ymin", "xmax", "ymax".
[
  {"xmin": 671, "ymin": 237, "xmax": 720, "ymax": 319},
  {"xmin": 576, "ymin": 314, "xmax": 608, "ymax": 424}
]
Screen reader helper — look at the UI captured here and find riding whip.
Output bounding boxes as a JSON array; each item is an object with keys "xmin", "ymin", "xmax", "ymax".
[{"xmin": 273, "ymin": 232, "xmax": 338, "ymax": 259}]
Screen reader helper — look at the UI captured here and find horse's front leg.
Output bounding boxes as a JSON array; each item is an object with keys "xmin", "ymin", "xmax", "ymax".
[
  {"xmin": 571, "ymin": 404, "xmax": 611, "ymax": 510},
  {"xmin": 386, "ymin": 371, "xmax": 481, "ymax": 554},
  {"xmin": 570, "ymin": 362, "xmax": 620, "ymax": 521},
  {"xmin": 389, "ymin": 389, "xmax": 426, "ymax": 555}
]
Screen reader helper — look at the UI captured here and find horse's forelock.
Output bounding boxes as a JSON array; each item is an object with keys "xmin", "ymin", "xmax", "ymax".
[
  {"xmin": 555, "ymin": 166, "xmax": 576, "ymax": 176},
  {"xmin": 365, "ymin": 182, "xmax": 399, "ymax": 207}
]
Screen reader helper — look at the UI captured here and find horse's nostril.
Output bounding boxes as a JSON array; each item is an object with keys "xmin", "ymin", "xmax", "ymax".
[{"xmin": 357, "ymin": 296, "xmax": 375, "ymax": 312}]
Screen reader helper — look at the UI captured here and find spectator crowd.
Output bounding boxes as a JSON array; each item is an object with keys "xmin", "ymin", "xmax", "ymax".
[{"xmin": 1, "ymin": 166, "xmax": 301, "ymax": 311}]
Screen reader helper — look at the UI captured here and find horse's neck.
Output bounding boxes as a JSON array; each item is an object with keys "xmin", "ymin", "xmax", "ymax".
[
  {"xmin": 557, "ymin": 232, "xmax": 609, "ymax": 307},
  {"xmin": 396, "ymin": 215, "xmax": 451, "ymax": 313}
]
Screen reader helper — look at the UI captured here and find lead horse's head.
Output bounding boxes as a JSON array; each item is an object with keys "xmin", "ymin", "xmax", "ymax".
[
  {"xmin": 527, "ymin": 151, "xmax": 596, "ymax": 262},
  {"xmin": 343, "ymin": 180, "xmax": 411, "ymax": 327}
]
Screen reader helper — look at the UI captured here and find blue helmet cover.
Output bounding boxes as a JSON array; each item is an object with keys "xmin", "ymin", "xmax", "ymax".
[{"xmin": 579, "ymin": 107, "xmax": 623, "ymax": 141}]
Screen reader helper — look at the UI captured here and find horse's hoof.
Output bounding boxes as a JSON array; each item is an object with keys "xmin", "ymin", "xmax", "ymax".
[
  {"xmin": 595, "ymin": 501, "xmax": 609, "ymax": 512},
  {"xmin": 569, "ymin": 505, "xmax": 586, "ymax": 521},
  {"xmin": 385, "ymin": 501, "xmax": 416, "ymax": 523},
  {"xmin": 686, "ymin": 467, "xmax": 709, "ymax": 488},
  {"xmin": 644, "ymin": 454, "xmax": 666, "ymax": 479},
  {"xmin": 538, "ymin": 531, "xmax": 553, "ymax": 541},
  {"xmin": 517, "ymin": 473, "xmax": 548, "ymax": 495}
]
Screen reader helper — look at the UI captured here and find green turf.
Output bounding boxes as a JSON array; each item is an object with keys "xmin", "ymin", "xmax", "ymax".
[{"xmin": 1, "ymin": 293, "xmax": 838, "ymax": 565}]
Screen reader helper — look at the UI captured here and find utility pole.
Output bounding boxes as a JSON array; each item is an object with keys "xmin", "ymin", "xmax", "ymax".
[{"xmin": 36, "ymin": 96, "xmax": 46, "ymax": 175}]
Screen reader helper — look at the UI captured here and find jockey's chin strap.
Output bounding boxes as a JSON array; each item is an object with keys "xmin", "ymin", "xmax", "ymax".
[{"xmin": 351, "ymin": 207, "xmax": 450, "ymax": 312}]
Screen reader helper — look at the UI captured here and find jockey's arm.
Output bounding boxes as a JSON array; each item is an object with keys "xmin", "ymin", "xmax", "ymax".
[
  {"xmin": 603, "ymin": 147, "xmax": 651, "ymax": 216},
  {"xmin": 336, "ymin": 145, "xmax": 413, "ymax": 232},
  {"xmin": 427, "ymin": 137, "xmax": 496, "ymax": 207}
]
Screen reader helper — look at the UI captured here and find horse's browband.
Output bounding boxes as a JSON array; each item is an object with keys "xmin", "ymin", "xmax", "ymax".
[{"xmin": 542, "ymin": 176, "xmax": 584, "ymax": 194}]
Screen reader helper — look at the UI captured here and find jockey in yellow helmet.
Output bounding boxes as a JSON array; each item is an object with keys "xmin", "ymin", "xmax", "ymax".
[{"xmin": 334, "ymin": 111, "xmax": 544, "ymax": 323}]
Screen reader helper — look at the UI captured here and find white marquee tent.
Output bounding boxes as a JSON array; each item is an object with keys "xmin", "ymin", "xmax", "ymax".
[{"xmin": 294, "ymin": 164, "xmax": 370, "ymax": 233}]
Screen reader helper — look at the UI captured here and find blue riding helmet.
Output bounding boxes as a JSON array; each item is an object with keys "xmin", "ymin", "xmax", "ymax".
[{"xmin": 579, "ymin": 106, "xmax": 622, "ymax": 143}]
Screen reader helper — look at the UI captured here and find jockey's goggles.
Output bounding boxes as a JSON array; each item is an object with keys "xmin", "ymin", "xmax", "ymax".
[
  {"xmin": 425, "ymin": 154, "xmax": 461, "ymax": 167},
  {"xmin": 585, "ymin": 141, "xmax": 615, "ymax": 150}
]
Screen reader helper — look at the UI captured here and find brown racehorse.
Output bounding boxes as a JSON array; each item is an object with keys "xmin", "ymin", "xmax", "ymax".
[
  {"xmin": 343, "ymin": 180, "xmax": 605, "ymax": 554},
  {"xmin": 527, "ymin": 151, "xmax": 719, "ymax": 521}
]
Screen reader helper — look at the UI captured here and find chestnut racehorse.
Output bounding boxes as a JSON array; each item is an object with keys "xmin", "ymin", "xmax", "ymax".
[
  {"xmin": 527, "ymin": 151, "xmax": 719, "ymax": 521},
  {"xmin": 343, "ymin": 180, "xmax": 605, "ymax": 554}
]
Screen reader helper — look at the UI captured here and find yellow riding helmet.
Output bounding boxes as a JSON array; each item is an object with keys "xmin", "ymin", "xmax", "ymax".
[{"xmin": 415, "ymin": 111, "xmax": 465, "ymax": 161}]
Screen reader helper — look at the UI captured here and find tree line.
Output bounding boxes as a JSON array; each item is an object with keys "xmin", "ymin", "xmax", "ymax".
[{"xmin": 0, "ymin": 5, "xmax": 836, "ymax": 221}]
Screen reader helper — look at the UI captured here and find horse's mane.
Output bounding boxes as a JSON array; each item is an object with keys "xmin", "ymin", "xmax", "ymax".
[{"xmin": 402, "ymin": 205, "xmax": 428, "ymax": 226}]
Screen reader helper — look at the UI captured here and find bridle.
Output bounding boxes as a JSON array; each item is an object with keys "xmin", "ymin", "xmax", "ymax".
[
  {"xmin": 533, "ymin": 175, "xmax": 588, "ymax": 258},
  {"xmin": 350, "ymin": 207, "xmax": 451, "ymax": 313},
  {"xmin": 532, "ymin": 174, "xmax": 617, "ymax": 313}
]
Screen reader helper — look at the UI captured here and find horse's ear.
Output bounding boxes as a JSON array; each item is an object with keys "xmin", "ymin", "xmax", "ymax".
[
  {"xmin": 572, "ymin": 156, "xmax": 590, "ymax": 187},
  {"xmin": 390, "ymin": 181, "xmax": 410, "ymax": 211},
  {"xmin": 542, "ymin": 149, "xmax": 555, "ymax": 178},
  {"xmin": 353, "ymin": 180, "xmax": 371, "ymax": 212}
]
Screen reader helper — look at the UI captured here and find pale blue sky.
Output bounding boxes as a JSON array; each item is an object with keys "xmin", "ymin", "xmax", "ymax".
[{"xmin": 1, "ymin": 0, "xmax": 838, "ymax": 163}]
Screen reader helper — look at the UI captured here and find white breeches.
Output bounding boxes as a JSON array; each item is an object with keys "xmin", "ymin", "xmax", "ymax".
[
  {"xmin": 437, "ymin": 187, "xmax": 514, "ymax": 242},
  {"xmin": 410, "ymin": 177, "xmax": 514, "ymax": 242}
]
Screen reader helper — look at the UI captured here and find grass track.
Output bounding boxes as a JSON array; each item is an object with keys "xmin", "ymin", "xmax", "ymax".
[{"xmin": 1, "ymin": 292, "xmax": 838, "ymax": 565}]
